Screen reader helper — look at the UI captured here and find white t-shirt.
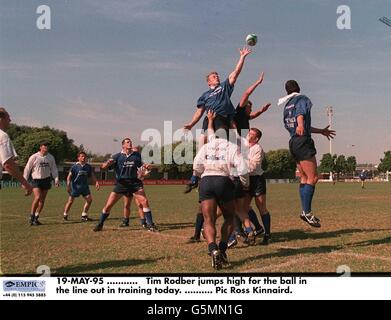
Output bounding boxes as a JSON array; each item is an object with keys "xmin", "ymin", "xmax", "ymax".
[
  {"xmin": 23, "ymin": 152, "xmax": 59, "ymax": 181},
  {"xmin": 248, "ymin": 143, "xmax": 265, "ymax": 176},
  {"xmin": 193, "ymin": 137, "xmax": 249, "ymax": 188},
  {"xmin": 0, "ymin": 129, "xmax": 18, "ymax": 179}
]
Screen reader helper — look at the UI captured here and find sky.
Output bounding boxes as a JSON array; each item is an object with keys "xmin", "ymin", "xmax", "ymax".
[{"xmin": 0, "ymin": 0, "xmax": 390, "ymax": 163}]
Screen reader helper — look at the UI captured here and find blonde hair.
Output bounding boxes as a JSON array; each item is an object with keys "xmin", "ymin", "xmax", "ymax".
[{"xmin": 206, "ymin": 71, "xmax": 218, "ymax": 82}]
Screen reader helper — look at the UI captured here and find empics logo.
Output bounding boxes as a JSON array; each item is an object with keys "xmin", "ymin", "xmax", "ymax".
[
  {"xmin": 4, "ymin": 281, "xmax": 16, "ymax": 288},
  {"xmin": 3, "ymin": 280, "xmax": 46, "ymax": 292}
]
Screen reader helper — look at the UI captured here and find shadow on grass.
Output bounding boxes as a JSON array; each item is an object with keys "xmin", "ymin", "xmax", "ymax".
[
  {"xmin": 155, "ymin": 222, "xmax": 194, "ymax": 231},
  {"xmin": 53, "ymin": 257, "xmax": 164, "ymax": 274},
  {"xmin": 271, "ymin": 228, "xmax": 389, "ymax": 243},
  {"xmin": 227, "ymin": 234, "xmax": 391, "ymax": 270},
  {"xmin": 352, "ymin": 236, "xmax": 391, "ymax": 248},
  {"xmin": 46, "ymin": 216, "xmax": 138, "ymax": 226},
  {"xmin": 227, "ymin": 244, "xmax": 342, "ymax": 270}
]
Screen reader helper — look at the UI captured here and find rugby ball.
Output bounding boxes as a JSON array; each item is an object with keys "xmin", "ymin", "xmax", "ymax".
[{"xmin": 246, "ymin": 34, "xmax": 258, "ymax": 46}]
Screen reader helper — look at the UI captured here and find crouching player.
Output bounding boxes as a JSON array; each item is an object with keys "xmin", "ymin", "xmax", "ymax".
[
  {"xmin": 63, "ymin": 151, "xmax": 100, "ymax": 222},
  {"xmin": 93, "ymin": 138, "xmax": 157, "ymax": 232}
]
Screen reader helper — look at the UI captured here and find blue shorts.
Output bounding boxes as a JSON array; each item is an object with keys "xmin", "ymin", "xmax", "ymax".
[
  {"xmin": 113, "ymin": 179, "xmax": 144, "ymax": 196},
  {"xmin": 71, "ymin": 186, "xmax": 91, "ymax": 198}
]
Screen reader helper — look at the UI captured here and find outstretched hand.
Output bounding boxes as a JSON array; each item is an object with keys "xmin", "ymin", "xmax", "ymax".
[
  {"xmin": 239, "ymin": 46, "xmax": 252, "ymax": 58},
  {"xmin": 257, "ymin": 72, "xmax": 264, "ymax": 84},
  {"xmin": 321, "ymin": 125, "xmax": 336, "ymax": 140},
  {"xmin": 260, "ymin": 103, "xmax": 271, "ymax": 113}
]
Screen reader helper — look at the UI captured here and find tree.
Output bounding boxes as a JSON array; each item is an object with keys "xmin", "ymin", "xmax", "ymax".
[
  {"xmin": 335, "ymin": 155, "xmax": 347, "ymax": 174},
  {"xmin": 345, "ymin": 156, "xmax": 357, "ymax": 175},
  {"xmin": 378, "ymin": 151, "xmax": 391, "ymax": 172},
  {"xmin": 264, "ymin": 149, "xmax": 296, "ymax": 179},
  {"xmin": 8, "ymin": 124, "xmax": 78, "ymax": 164},
  {"xmin": 319, "ymin": 153, "xmax": 336, "ymax": 173}
]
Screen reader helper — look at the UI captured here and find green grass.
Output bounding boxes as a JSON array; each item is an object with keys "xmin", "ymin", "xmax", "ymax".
[{"xmin": 1, "ymin": 182, "xmax": 390, "ymax": 274}]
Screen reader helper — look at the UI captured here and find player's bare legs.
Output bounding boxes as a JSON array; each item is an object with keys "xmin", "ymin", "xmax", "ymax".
[{"xmin": 133, "ymin": 189, "xmax": 157, "ymax": 231}]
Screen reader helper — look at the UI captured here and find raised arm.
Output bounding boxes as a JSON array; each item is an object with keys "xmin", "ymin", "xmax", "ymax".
[
  {"xmin": 249, "ymin": 103, "xmax": 272, "ymax": 120},
  {"xmin": 311, "ymin": 125, "xmax": 336, "ymax": 140},
  {"xmin": 206, "ymin": 110, "xmax": 216, "ymax": 141},
  {"xmin": 228, "ymin": 47, "xmax": 252, "ymax": 86},
  {"xmin": 184, "ymin": 107, "xmax": 205, "ymax": 130},
  {"xmin": 239, "ymin": 72, "xmax": 264, "ymax": 108}
]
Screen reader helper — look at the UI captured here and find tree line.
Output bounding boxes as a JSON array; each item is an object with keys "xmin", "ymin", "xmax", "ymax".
[{"xmin": 7, "ymin": 124, "xmax": 391, "ymax": 179}]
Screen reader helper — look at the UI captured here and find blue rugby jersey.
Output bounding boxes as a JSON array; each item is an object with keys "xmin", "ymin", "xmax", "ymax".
[
  {"xmin": 70, "ymin": 163, "xmax": 92, "ymax": 189},
  {"xmin": 110, "ymin": 151, "xmax": 143, "ymax": 181},
  {"xmin": 197, "ymin": 79, "xmax": 236, "ymax": 117},
  {"xmin": 283, "ymin": 95, "xmax": 312, "ymax": 138}
]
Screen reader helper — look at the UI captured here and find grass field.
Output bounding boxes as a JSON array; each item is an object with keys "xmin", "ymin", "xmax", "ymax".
[{"xmin": 1, "ymin": 182, "xmax": 390, "ymax": 274}]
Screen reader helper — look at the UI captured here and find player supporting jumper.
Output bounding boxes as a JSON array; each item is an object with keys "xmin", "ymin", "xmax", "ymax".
[
  {"xmin": 93, "ymin": 138, "xmax": 156, "ymax": 232},
  {"xmin": 243, "ymin": 128, "xmax": 271, "ymax": 245},
  {"xmin": 63, "ymin": 151, "xmax": 100, "ymax": 222},
  {"xmin": 229, "ymin": 71, "xmax": 271, "ymax": 246},
  {"xmin": 279, "ymin": 80, "xmax": 335, "ymax": 228},
  {"xmin": 193, "ymin": 121, "xmax": 249, "ymax": 270},
  {"xmin": 24, "ymin": 141, "xmax": 60, "ymax": 225}
]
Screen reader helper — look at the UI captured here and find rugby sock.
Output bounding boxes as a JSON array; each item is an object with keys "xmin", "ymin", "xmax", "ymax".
[
  {"xmin": 248, "ymin": 209, "xmax": 262, "ymax": 231},
  {"xmin": 261, "ymin": 212, "xmax": 271, "ymax": 235},
  {"xmin": 98, "ymin": 213, "xmax": 109, "ymax": 225},
  {"xmin": 299, "ymin": 183, "xmax": 305, "ymax": 212},
  {"xmin": 208, "ymin": 242, "xmax": 218, "ymax": 254},
  {"xmin": 234, "ymin": 216, "xmax": 242, "ymax": 234},
  {"xmin": 302, "ymin": 184, "xmax": 316, "ymax": 213},
  {"xmin": 228, "ymin": 233, "xmax": 236, "ymax": 242},
  {"xmin": 63, "ymin": 212, "xmax": 68, "ymax": 216},
  {"xmin": 244, "ymin": 226, "xmax": 253, "ymax": 235},
  {"xmin": 143, "ymin": 209, "xmax": 153, "ymax": 225},
  {"xmin": 140, "ymin": 218, "xmax": 146, "ymax": 226},
  {"xmin": 82, "ymin": 212, "xmax": 88, "ymax": 217},
  {"xmin": 218, "ymin": 241, "xmax": 228, "ymax": 253},
  {"xmin": 194, "ymin": 213, "xmax": 204, "ymax": 238}
]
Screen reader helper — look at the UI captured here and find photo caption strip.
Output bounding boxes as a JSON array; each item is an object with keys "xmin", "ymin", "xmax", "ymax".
[{"xmin": 1, "ymin": 276, "xmax": 390, "ymax": 300}]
